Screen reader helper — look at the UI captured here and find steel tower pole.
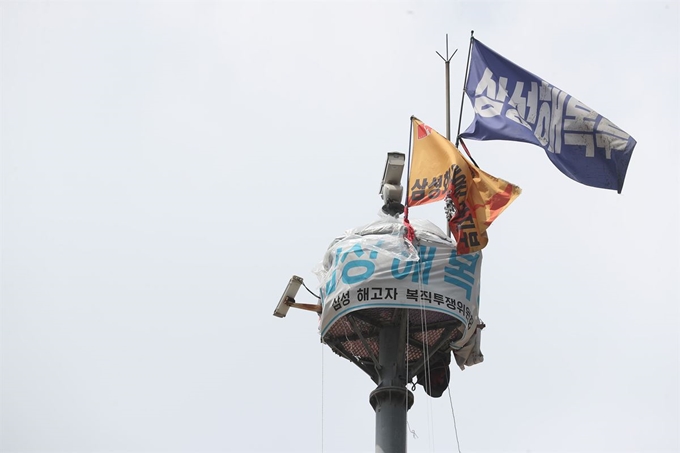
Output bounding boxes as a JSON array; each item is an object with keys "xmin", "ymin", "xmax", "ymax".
[{"xmin": 369, "ymin": 310, "xmax": 414, "ymax": 453}]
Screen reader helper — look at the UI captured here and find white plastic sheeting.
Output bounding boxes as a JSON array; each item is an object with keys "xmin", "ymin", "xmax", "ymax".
[{"xmin": 315, "ymin": 214, "xmax": 485, "ymax": 370}]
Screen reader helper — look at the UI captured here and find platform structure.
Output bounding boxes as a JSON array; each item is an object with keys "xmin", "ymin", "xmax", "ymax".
[{"xmin": 275, "ymin": 150, "xmax": 482, "ymax": 452}]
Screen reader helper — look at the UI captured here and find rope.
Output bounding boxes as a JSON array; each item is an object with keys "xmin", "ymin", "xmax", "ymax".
[
  {"xmin": 407, "ymin": 421, "xmax": 419, "ymax": 439},
  {"xmin": 404, "ymin": 117, "xmax": 415, "ymax": 438},
  {"xmin": 447, "ymin": 385, "xmax": 463, "ymax": 453},
  {"xmin": 416, "ymin": 255, "xmax": 435, "ymax": 452},
  {"xmin": 405, "ymin": 307, "xmax": 411, "ymax": 426},
  {"xmin": 457, "ymin": 137, "xmax": 479, "ymax": 168},
  {"xmin": 404, "ymin": 206, "xmax": 416, "ymax": 242}
]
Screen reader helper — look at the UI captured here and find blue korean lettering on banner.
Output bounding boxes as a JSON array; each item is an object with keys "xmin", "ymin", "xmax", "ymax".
[
  {"xmin": 324, "ymin": 243, "xmax": 378, "ymax": 296},
  {"xmin": 391, "ymin": 245, "xmax": 436, "ymax": 283},
  {"xmin": 444, "ymin": 251, "xmax": 480, "ymax": 300},
  {"xmin": 339, "ymin": 243, "xmax": 376, "ymax": 284},
  {"xmin": 319, "ymin": 232, "xmax": 484, "ymax": 338},
  {"xmin": 323, "ymin": 238, "xmax": 401, "ymax": 300},
  {"xmin": 460, "ymin": 39, "xmax": 636, "ymax": 193}
]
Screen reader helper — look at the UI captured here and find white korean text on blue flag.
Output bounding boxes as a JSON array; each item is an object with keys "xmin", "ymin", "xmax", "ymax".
[{"xmin": 460, "ymin": 39, "xmax": 636, "ymax": 193}]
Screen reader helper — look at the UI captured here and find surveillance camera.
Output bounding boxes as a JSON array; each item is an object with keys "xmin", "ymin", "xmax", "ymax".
[
  {"xmin": 273, "ymin": 275, "xmax": 303, "ymax": 318},
  {"xmin": 379, "ymin": 152, "xmax": 406, "ymax": 192},
  {"xmin": 380, "ymin": 153, "xmax": 406, "ymax": 216}
]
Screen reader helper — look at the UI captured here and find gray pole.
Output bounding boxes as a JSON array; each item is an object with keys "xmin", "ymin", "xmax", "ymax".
[
  {"xmin": 437, "ymin": 35, "xmax": 457, "ymax": 238},
  {"xmin": 455, "ymin": 30, "xmax": 475, "ymax": 148},
  {"xmin": 369, "ymin": 310, "xmax": 413, "ymax": 453}
]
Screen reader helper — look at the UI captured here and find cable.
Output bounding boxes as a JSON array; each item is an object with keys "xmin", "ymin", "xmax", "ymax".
[
  {"xmin": 302, "ymin": 280, "xmax": 320, "ymax": 299},
  {"xmin": 321, "ymin": 341, "xmax": 324, "ymax": 453},
  {"xmin": 405, "ymin": 308, "xmax": 410, "ymax": 426},
  {"xmin": 447, "ymin": 385, "xmax": 463, "ymax": 453}
]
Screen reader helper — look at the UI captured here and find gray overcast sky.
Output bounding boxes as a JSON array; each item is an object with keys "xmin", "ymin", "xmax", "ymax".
[{"xmin": 1, "ymin": 1, "xmax": 678, "ymax": 452}]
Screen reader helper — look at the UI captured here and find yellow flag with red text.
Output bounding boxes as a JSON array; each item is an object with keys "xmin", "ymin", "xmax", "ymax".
[{"xmin": 407, "ymin": 117, "xmax": 521, "ymax": 254}]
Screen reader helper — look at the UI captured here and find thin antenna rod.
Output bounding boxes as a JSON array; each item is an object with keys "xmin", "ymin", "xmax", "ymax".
[
  {"xmin": 436, "ymin": 34, "xmax": 458, "ymax": 141},
  {"xmin": 455, "ymin": 30, "xmax": 475, "ymax": 147}
]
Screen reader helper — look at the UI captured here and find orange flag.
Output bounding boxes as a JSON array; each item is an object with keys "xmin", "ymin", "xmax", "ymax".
[{"xmin": 407, "ymin": 117, "xmax": 521, "ymax": 254}]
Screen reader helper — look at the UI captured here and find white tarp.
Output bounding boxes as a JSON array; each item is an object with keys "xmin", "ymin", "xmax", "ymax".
[{"xmin": 316, "ymin": 215, "xmax": 484, "ymax": 366}]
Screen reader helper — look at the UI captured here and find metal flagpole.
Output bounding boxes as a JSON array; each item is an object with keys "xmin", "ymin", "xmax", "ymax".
[{"xmin": 455, "ymin": 30, "xmax": 474, "ymax": 147}]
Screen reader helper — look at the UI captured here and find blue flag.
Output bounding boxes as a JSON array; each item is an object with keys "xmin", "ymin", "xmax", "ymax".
[{"xmin": 460, "ymin": 39, "xmax": 636, "ymax": 193}]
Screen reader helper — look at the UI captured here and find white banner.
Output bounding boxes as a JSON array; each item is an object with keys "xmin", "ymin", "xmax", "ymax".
[{"xmin": 318, "ymin": 227, "xmax": 482, "ymax": 341}]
